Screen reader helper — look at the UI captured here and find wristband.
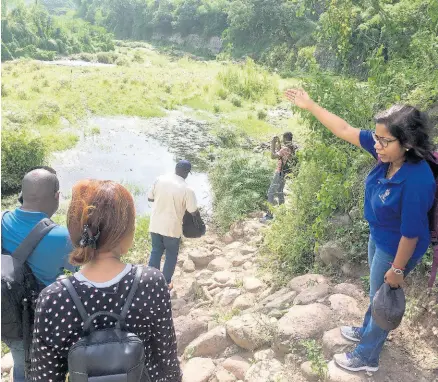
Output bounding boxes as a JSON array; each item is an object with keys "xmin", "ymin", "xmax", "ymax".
[{"xmin": 390, "ymin": 262, "xmax": 405, "ymax": 271}]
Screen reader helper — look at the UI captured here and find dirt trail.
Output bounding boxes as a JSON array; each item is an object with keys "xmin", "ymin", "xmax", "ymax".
[{"xmin": 170, "ymin": 217, "xmax": 437, "ymax": 382}]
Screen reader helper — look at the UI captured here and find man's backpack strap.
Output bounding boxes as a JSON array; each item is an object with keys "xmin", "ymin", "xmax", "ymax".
[
  {"xmin": 11, "ymin": 218, "xmax": 57, "ymax": 265},
  {"xmin": 120, "ymin": 265, "xmax": 143, "ymax": 319},
  {"xmin": 61, "ymin": 278, "xmax": 89, "ymax": 322}
]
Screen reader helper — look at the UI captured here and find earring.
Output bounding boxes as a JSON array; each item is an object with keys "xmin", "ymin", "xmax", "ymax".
[{"xmin": 406, "ymin": 148, "xmax": 409, "ymax": 151}]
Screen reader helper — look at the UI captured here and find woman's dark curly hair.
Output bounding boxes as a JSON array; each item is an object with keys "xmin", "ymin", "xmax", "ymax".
[{"xmin": 374, "ymin": 105, "xmax": 433, "ymax": 163}]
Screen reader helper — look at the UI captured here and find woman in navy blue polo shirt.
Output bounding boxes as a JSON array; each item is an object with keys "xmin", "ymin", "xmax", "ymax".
[{"xmin": 285, "ymin": 89, "xmax": 436, "ymax": 372}]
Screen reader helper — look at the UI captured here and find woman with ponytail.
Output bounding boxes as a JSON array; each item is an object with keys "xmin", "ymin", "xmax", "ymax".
[{"xmin": 30, "ymin": 180, "xmax": 182, "ymax": 381}]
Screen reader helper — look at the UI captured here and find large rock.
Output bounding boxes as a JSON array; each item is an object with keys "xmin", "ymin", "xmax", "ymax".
[
  {"xmin": 214, "ymin": 271, "xmax": 235, "ymax": 284},
  {"xmin": 264, "ymin": 290, "xmax": 297, "ymax": 310},
  {"xmin": 205, "ymin": 237, "xmax": 216, "ymax": 245},
  {"xmin": 275, "ymin": 304, "xmax": 334, "ymax": 352},
  {"xmin": 318, "ymin": 241, "xmax": 346, "ymax": 266},
  {"xmin": 326, "ymin": 360, "xmax": 363, "ymax": 382},
  {"xmin": 222, "ymin": 355, "xmax": 250, "ymax": 380},
  {"xmin": 225, "ymin": 242, "xmax": 243, "ymax": 251},
  {"xmin": 301, "ymin": 361, "xmax": 318, "ymax": 381},
  {"xmin": 183, "ymin": 259, "xmax": 196, "ymax": 272},
  {"xmin": 208, "ymin": 258, "xmax": 232, "ymax": 272},
  {"xmin": 240, "ymin": 245, "xmax": 257, "ymax": 255},
  {"xmin": 223, "ymin": 233, "xmax": 234, "ymax": 244},
  {"xmin": 260, "ymin": 287, "xmax": 289, "ymax": 305},
  {"xmin": 244, "ymin": 359, "xmax": 285, "ymax": 382},
  {"xmin": 174, "ymin": 315, "xmax": 208, "ymax": 355},
  {"xmin": 254, "ymin": 349, "xmax": 275, "ymax": 362},
  {"xmin": 329, "ymin": 213, "xmax": 352, "ymax": 228},
  {"xmin": 189, "ymin": 250, "xmax": 215, "ymax": 267},
  {"xmin": 328, "ymin": 294, "xmax": 362, "ymax": 319},
  {"xmin": 213, "ymin": 368, "xmax": 237, "ymax": 382},
  {"xmin": 294, "ymin": 284, "xmax": 330, "ymax": 305},
  {"xmin": 287, "ymin": 274, "xmax": 329, "ymax": 292},
  {"xmin": 1, "ymin": 352, "xmax": 13, "ymax": 373},
  {"xmin": 184, "ymin": 326, "xmax": 232, "ymax": 358},
  {"xmin": 322, "ymin": 328, "xmax": 353, "ymax": 356},
  {"xmin": 341, "ymin": 263, "xmax": 367, "ymax": 278},
  {"xmin": 226, "ymin": 313, "xmax": 274, "ymax": 351},
  {"xmin": 243, "ymin": 277, "xmax": 264, "ymax": 293},
  {"xmin": 219, "ymin": 288, "xmax": 241, "ymax": 306},
  {"xmin": 231, "ymin": 255, "xmax": 246, "ymax": 267},
  {"xmin": 232, "ymin": 294, "xmax": 255, "ymax": 310},
  {"xmin": 182, "ymin": 357, "xmax": 216, "ymax": 382},
  {"xmin": 333, "ymin": 283, "xmax": 364, "ymax": 300},
  {"xmin": 172, "ymin": 298, "xmax": 192, "ymax": 316}
]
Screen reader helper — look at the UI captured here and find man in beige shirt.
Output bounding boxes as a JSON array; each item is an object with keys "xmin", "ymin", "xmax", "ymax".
[{"xmin": 148, "ymin": 160, "xmax": 198, "ymax": 289}]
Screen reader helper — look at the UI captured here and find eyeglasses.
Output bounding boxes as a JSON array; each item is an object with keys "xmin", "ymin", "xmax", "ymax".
[{"xmin": 372, "ymin": 132, "xmax": 398, "ymax": 148}]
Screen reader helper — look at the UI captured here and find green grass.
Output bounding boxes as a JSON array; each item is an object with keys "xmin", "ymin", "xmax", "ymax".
[
  {"xmin": 2, "ymin": 48, "xmax": 296, "ymax": 160},
  {"xmin": 120, "ymin": 181, "xmax": 145, "ymax": 197},
  {"xmin": 2, "ymin": 342, "xmax": 9, "ymax": 357},
  {"xmin": 123, "ymin": 215, "xmax": 151, "ymax": 265},
  {"xmin": 224, "ymin": 115, "xmax": 278, "ymax": 140}
]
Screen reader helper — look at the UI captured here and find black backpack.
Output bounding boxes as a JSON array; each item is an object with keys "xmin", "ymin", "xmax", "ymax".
[
  {"xmin": 280, "ymin": 146, "xmax": 298, "ymax": 176},
  {"xmin": 1, "ymin": 212, "xmax": 57, "ymax": 374},
  {"xmin": 60, "ymin": 266, "xmax": 151, "ymax": 382},
  {"xmin": 183, "ymin": 210, "xmax": 206, "ymax": 238}
]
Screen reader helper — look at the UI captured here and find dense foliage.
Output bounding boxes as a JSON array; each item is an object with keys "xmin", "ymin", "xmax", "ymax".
[
  {"xmin": 1, "ymin": 129, "xmax": 46, "ymax": 193},
  {"xmin": 209, "ymin": 150, "xmax": 273, "ymax": 232},
  {"xmin": 1, "ymin": 2, "xmax": 114, "ymax": 61}
]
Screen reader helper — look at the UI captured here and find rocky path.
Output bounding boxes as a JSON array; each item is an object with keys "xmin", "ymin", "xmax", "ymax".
[
  {"xmin": 1, "ymin": 218, "xmax": 436, "ymax": 382},
  {"xmin": 171, "ymin": 218, "xmax": 437, "ymax": 382}
]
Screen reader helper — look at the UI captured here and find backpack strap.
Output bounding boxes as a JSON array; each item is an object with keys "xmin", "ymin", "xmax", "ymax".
[
  {"xmin": 11, "ymin": 218, "xmax": 57, "ymax": 265},
  {"xmin": 120, "ymin": 265, "xmax": 143, "ymax": 319},
  {"xmin": 60, "ymin": 278, "xmax": 89, "ymax": 322},
  {"xmin": 61, "ymin": 265, "xmax": 143, "ymax": 325}
]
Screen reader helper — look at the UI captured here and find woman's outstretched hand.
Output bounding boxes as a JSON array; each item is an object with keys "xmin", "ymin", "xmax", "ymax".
[{"xmin": 284, "ymin": 88, "xmax": 313, "ymax": 110}]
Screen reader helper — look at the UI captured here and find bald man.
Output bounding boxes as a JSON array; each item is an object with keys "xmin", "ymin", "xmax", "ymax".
[{"xmin": 1, "ymin": 167, "xmax": 74, "ymax": 382}]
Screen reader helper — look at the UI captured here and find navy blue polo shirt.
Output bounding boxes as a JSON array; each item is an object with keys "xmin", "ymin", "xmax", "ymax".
[{"xmin": 360, "ymin": 130, "xmax": 436, "ymax": 260}]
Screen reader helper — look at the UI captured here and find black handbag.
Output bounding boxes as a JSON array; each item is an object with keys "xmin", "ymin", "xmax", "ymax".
[{"xmin": 183, "ymin": 210, "xmax": 206, "ymax": 238}]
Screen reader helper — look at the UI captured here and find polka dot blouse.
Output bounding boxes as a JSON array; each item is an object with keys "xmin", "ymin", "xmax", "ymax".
[{"xmin": 30, "ymin": 265, "xmax": 182, "ymax": 382}]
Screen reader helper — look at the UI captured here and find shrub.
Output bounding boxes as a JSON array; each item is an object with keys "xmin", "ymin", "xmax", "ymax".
[
  {"xmin": 217, "ymin": 58, "xmax": 278, "ymax": 101},
  {"xmin": 79, "ymin": 53, "xmax": 95, "ymax": 62},
  {"xmin": 132, "ymin": 50, "xmax": 144, "ymax": 63},
  {"xmin": 296, "ymin": 46, "xmax": 318, "ymax": 72},
  {"xmin": 257, "ymin": 109, "xmax": 267, "ymax": 120},
  {"xmin": 1, "ymin": 129, "xmax": 46, "ymax": 194},
  {"xmin": 213, "ymin": 104, "xmax": 220, "ymax": 113},
  {"xmin": 97, "ymin": 52, "xmax": 118, "ymax": 64},
  {"xmin": 216, "ymin": 126, "xmax": 239, "ymax": 147},
  {"xmin": 210, "ymin": 150, "xmax": 273, "ymax": 231},
  {"xmin": 217, "ymin": 88, "xmax": 228, "ymax": 100},
  {"xmin": 231, "ymin": 96, "xmax": 242, "ymax": 107},
  {"xmin": 35, "ymin": 101, "xmax": 61, "ymax": 125},
  {"xmin": 17, "ymin": 90, "xmax": 28, "ymax": 100},
  {"xmin": 115, "ymin": 57, "xmax": 130, "ymax": 66},
  {"xmin": 1, "ymin": 84, "xmax": 9, "ymax": 97},
  {"xmin": 263, "ymin": 73, "xmax": 376, "ymax": 275}
]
